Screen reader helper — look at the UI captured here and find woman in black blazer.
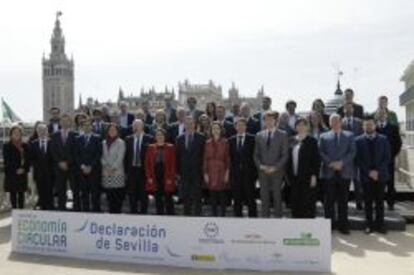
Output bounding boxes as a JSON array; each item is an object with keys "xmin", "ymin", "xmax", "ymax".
[
  {"xmin": 3, "ymin": 125, "xmax": 31, "ymax": 209},
  {"xmin": 287, "ymin": 117, "xmax": 320, "ymax": 218}
]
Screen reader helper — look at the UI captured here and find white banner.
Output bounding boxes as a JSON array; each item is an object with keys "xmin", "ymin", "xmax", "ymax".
[{"xmin": 11, "ymin": 210, "xmax": 331, "ymax": 272}]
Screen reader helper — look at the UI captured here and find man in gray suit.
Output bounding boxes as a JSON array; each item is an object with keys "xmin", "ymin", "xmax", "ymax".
[
  {"xmin": 341, "ymin": 102, "xmax": 364, "ymax": 210},
  {"xmin": 320, "ymin": 114, "xmax": 356, "ymax": 234},
  {"xmin": 254, "ymin": 111, "xmax": 289, "ymax": 218}
]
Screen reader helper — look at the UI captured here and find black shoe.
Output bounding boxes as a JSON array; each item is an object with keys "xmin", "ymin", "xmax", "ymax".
[
  {"xmin": 377, "ymin": 226, "xmax": 387, "ymax": 234},
  {"xmin": 339, "ymin": 228, "xmax": 350, "ymax": 235},
  {"xmin": 364, "ymin": 227, "xmax": 374, "ymax": 234}
]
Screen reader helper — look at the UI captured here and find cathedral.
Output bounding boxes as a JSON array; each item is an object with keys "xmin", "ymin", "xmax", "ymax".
[{"xmin": 42, "ymin": 12, "xmax": 74, "ymax": 121}]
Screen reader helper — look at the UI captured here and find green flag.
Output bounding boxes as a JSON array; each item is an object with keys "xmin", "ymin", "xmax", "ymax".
[{"xmin": 1, "ymin": 98, "xmax": 22, "ymax": 125}]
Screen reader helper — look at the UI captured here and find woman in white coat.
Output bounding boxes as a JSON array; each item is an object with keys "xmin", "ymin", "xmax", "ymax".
[{"xmin": 101, "ymin": 123, "xmax": 126, "ymax": 213}]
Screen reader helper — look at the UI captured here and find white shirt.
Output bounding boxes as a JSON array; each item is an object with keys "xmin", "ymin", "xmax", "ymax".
[
  {"xmin": 378, "ymin": 121, "xmax": 387, "ymax": 128},
  {"xmin": 133, "ymin": 133, "xmax": 143, "ymax": 166},
  {"xmin": 120, "ymin": 114, "xmax": 129, "ymax": 128},
  {"xmin": 237, "ymin": 133, "xmax": 245, "ymax": 147},
  {"xmin": 288, "ymin": 114, "xmax": 297, "ymax": 130},
  {"xmin": 178, "ymin": 123, "xmax": 185, "ymax": 136},
  {"xmin": 52, "ymin": 123, "xmax": 60, "ymax": 133},
  {"xmin": 39, "ymin": 139, "xmax": 48, "ymax": 152}
]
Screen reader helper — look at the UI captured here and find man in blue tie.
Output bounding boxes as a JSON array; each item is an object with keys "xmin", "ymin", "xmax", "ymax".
[{"xmin": 319, "ymin": 114, "xmax": 356, "ymax": 234}]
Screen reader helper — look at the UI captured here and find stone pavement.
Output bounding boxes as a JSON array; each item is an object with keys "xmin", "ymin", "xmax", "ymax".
[{"xmin": 0, "ymin": 213, "xmax": 414, "ymax": 275}]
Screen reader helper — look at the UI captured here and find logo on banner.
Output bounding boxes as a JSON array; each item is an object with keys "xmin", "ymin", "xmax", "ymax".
[
  {"xmin": 15, "ymin": 213, "xmax": 67, "ymax": 252},
  {"xmin": 199, "ymin": 222, "xmax": 224, "ymax": 244},
  {"xmin": 283, "ymin": 233, "xmax": 320, "ymax": 247}
]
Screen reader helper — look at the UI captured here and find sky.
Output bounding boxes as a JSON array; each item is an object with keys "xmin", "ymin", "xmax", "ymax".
[{"xmin": 0, "ymin": 0, "xmax": 413, "ymax": 122}]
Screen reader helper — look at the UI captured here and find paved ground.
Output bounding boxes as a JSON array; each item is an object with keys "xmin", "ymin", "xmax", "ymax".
[{"xmin": 0, "ymin": 213, "xmax": 413, "ymax": 275}]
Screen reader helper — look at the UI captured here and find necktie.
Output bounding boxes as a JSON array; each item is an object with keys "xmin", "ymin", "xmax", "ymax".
[
  {"xmin": 41, "ymin": 141, "xmax": 47, "ymax": 154},
  {"xmin": 266, "ymin": 131, "xmax": 272, "ymax": 147},
  {"xmin": 134, "ymin": 137, "xmax": 141, "ymax": 166},
  {"xmin": 335, "ymin": 133, "xmax": 339, "ymax": 147},
  {"xmin": 237, "ymin": 135, "xmax": 243, "ymax": 151}
]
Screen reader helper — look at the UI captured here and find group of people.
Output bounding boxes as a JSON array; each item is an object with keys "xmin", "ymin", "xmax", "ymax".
[{"xmin": 2, "ymin": 88, "xmax": 402, "ymax": 235}]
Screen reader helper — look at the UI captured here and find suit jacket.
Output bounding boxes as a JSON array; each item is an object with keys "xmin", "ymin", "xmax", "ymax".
[
  {"xmin": 187, "ymin": 109, "xmax": 204, "ymax": 123},
  {"xmin": 337, "ymin": 103, "xmax": 364, "ymax": 119},
  {"xmin": 144, "ymin": 143, "xmax": 176, "ymax": 193},
  {"xmin": 92, "ymin": 120, "xmax": 109, "ymax": 140},
  {"xmin": 376, "ymin": 122, "xmax": 402, "ymax": 160},
  {"xmin": 48, "ymin": 121, "xmax": 61, "ymax": 135},
  {"xmin": 254, "ymin": 129, "xmax": 289, "ymax": 176},
  {"xmin": 50, "ymin": 130, "xmax": 77, "ymax": 166},
  {"xmin": 246, "ymin": 117, "xmax": 260, "ymax": 135},
  {"xmin": 341, "ymin": 116, "xmax": 363, "ymax": 137},
  {"xmin": 279, "ymin": 112, "xmax": 301, "ymax": 136},
  {"xmin": 355, "ymin": 134, "xmax": 391, "ymax": 183},
  {"xmin": 287, "ymin": 135, "xmax": 320, "ymax": 183},
  {"xmin": 124, "ymin": 133, "xmax": 153, "ymax": 172},
  {"xmin": 30, "ymin": 139, "xmax": 54, "ymax": 182},
  {"xmin": 228, "ymin": 133, "xmax": 257, "ymax": 182},
  {"xmin": 253, "ymin": 112, "xmax": 265, "ymax": 129},
  {"xmin": 175, "ymin": 132, "xmax": 206, "ymax": 180},
  {"xmin": 118, "ymin": 113, "xmax": 135, "ymax": 137},
  {"xmin": 319, "ymin": 130, "xmax": 356, "ymax": 180},
  {"xmin": 218, "ymin": 119, "xmax": 235, "ymax": 138},
  {"xmin": 73, "ymin": 133, "xmax": 102, "ymax": 177},
  {"xmin": 3, "ymin": 142, "xmax": 30, "ymax": 192},
  {"xmin": 168, "ymin": 122, "xmax": 186, "ymax": 144},
  {"xmin": 101, "ymin": 138, "xmax": 126, "ymax": 188},
  {"xmin": 165, "ymin": 107, "xmax": 178, "ymax": 124}
]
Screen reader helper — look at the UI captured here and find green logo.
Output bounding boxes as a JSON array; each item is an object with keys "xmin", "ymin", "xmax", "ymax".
[{"xmin": 283, "ymin": 233, "xmax": 320, "ymax": 247}]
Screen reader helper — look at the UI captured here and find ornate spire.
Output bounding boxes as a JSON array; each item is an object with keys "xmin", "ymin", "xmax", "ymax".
[
  {"xmin": 50, "ymin": 11, "xmax": 66, "ymax": 58},
  {"xmin": 335, "ymin": 70, "xmax": 344, "ymax": 96}
]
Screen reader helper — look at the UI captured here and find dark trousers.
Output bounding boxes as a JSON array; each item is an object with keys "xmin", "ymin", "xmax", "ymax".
[
  {"xmin": 35, "ymin": 175, "xmax": 54, "ymax": 211},
  {"xmin": 154, "ymin": 163, "xmax": 175, "ymax": 215},
  {"xmin": 232, "ymin": 175, "xmax": 257, "ymax": 217},
  {"xmin": 324, "ymin": 175, "xmax": 350, "ymax": 230},
  {"xmin": 10, "ymin": 192, "xmax": 24, "ymax": 209},
  {"xmin": 71, "ymin": 173, "xmax": 81, "ymax": 211},
  {"xmin": 106, "ymin": 188, "xmax": 125, "ymax": 214},
  {"xmin": 182, "ymin": 174, "xmax": 202, "ymax": 216},
  {"xmin": 128, "ymin": 167, "xmax": 148, "ymax": 214},
  {"xmin": 80, "ymin": 174, "xmax": 101, "ymax": 212},
  {"xmin": 210, "ymin": 190, "xmax": 227, "ymax": 217},
  {"xmin": 363, "ymin": 179, "xmax": 385, "ymax": 229},
  {"xmin": 54, "ymin": 167, "xmax": 71, "ymax": 210},
  {"xmin": 386, "ymin": 163, "xmax": 396, "ymax": 208},
  {"xmin": 290, "ymin": 176, "xmax": 316, "ymax": 218}
]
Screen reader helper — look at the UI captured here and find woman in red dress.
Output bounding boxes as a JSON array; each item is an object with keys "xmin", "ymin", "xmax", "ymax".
[
  {"xmin": 203, "ymin": 121, "xmax": 230, "ymax": 216},
  {"xmin": 144, "ymin": 128, "xmax": 176, "ymax": 215}
]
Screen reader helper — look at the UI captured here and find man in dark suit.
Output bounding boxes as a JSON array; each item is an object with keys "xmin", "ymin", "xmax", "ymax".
[
  {"xmin": 176, "ymin": 116, "xmax": 206, "ymax": 216},
  {"xmin": 356, "ymin": 116, "xmax": 391, "ymax": 234},
  {"xmin": 320, "ymin": 114, "xmax": 356, "ymax": 234},
  {"xmin": 216, "ymin": 105, "xmax": 235, "ymax": 138},
  {"xmin": 50, "ymin": 114, "xmax": 78, "ymax": 211},
  {"xmin": 341, "ymin": 102, "xmax": 364, "ymax": 210},
  {"xmin": 168, "ymin": 107, "xmax": 186, "ymax": 143},
  {"xmin": 253, "ymin": 96, "xmax": 272, "ymax": 130},
  {"xmin": 164, "ymin": 96, "xmax": 178, "ymax": 124},
  {"xmin": 376, "ymin": 109, "xmax": 402, "ymax": 210},
  {"xmin": 125, "ymin": 119, "xmax": 153, "ymax": 214},
  {"xmin": 48, "ymin": 107, "xmax": 61, "ymax": 134},
  {"xmin": 337, "ymin": 88, "xmax": 364, "ymax": 119},
  {"xmin": 186, "ymin": 97, "xmax": 204, "ymax": 123},
  {"xmin": 240, "ymin": 102, "xmax": 260, "ymax": 135},
  {"xmin": 73, "ymin": 118, "xmax": 102, "ymax": 212},
  {"xmin": 118, "ymin": 101, "xmax": 135, "ymax": 138},
  {"xmin": 30, "ymin": 123, "xmax": 54, "ymax": 210},
  {"xmin": 229, "ymin": 118, "xmax": 257, "ymax": 217},
  {"xmin": 92, "ymin": 108, "xmax": 108, "ymax": 140},
  {"xmin": 141, "ymin": 101, "xmax": 154, "ymax": 125}
]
